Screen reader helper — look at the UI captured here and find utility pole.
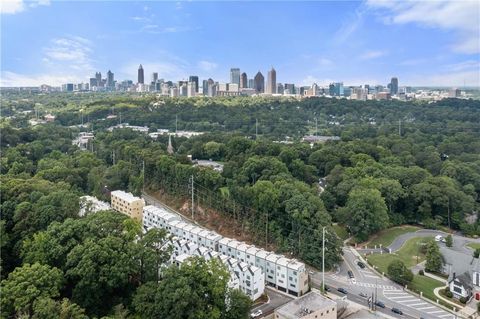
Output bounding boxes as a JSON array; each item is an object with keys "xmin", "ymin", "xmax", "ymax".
[
  {"xmin": 175, "ymin": 115, "xmax": 178, "ymax": 134},
  {"xmin": 190, "ymin": 175, "xmax": 194, "ymax": 219},
  {"xmin": 322, "ymin": 226, "xmax": 326, "ymax": 292},
  {"xmin": 315, "ymin": 117, "xmax": 318, "ymax": 136},
  {"xmin": 112, "ymin": 150, "xmax": 116, "ymax": 165},
  {"xmin": 398, "ymin": 119, "xmax": 401, "ymax": 136},
  {"xmin": 142, "ymin": 160, "xmax": 145, "ymax": 193},
  {"xmin": 265, "ymin": 212, "xmax": 268, "ymax": 247},
  {"xmin": 255, "ymin": 118, "xmax": 258, "ymax": 140}
]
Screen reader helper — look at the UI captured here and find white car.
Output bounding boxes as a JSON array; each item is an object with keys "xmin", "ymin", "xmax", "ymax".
[
  {"xmin": 435, "ymin": 235, "xmax": 443, "ymax": 242},
  {"xmin": 251, "ymin": 309, "xmax": 263, "ymax": 318}
]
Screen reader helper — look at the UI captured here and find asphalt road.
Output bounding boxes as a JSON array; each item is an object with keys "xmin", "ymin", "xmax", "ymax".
[
  {"xmin": 250, "ymin": 288, "xmax": 293, "ymax": 318},
  {"xmin": 311, "ymin": 247, "xmax": 457, "ymax": 319}
]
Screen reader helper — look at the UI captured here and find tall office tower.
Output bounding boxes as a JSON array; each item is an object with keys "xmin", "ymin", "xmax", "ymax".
[
  {"xmin": 106, "ymin": 70, "xmax": 114, "ymax": 88},
  {"xmin": 284, "ymin": 83, "xmax": 295, "ymax": 94},
  {"xmin": 254, "ymin": 71, "xmax": 265, "ymax": 93},
  {"xmin": 138, "ymin": 65, "xmax": 144, "ymax": 84},
  {"xmin": 230, "ymin": 68, "xmax": 240, "ymax": 85},
  {"xmin": 266, "ymin": 67, "xmax": 276, "ymax": 94},
  {"xmin": 187, "ymin": 82, "xmax": 196, "ymax": 97},
  {"xmin": 240, "ymin": 72, "xmax": 248, "ymax": 89},
  {"xmin": 95, "ymin": 72, "xmax": 102, "ymax": 86},
  {"xmin": 152, "ymin": 72, "xmax": 158, "ymax": 83},
  {"xmin": 207, "ymin": 78, "xmax": 215, "ymax": 97},
  {"xmin": 188, "ymin": 76, "xmax": 199, "ymax": 92},
  {"xmin": 89, "ymin": 78, "xmax": 97, "ymax": 88},
  {"xmin": 390, "ymin": 77, "xmax": 398, "ymax": 95},
  {"xmin": 248, "ymin": 79, "xmax": 254, "ymax": 89}
]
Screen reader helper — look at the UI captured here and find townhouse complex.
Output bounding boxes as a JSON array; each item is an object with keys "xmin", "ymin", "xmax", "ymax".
[{"xmin": 143, "ymin": 204, "xmax": 309, "ymax": 300}]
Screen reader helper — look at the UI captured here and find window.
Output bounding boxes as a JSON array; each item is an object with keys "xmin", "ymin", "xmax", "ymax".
[
  {"xmin": 453, "ymin": 286, "xmax": 462, "ymax": 294},
  {"xmin": 289, "ymin": 276, "xmax": 293, "ymax": 281}
]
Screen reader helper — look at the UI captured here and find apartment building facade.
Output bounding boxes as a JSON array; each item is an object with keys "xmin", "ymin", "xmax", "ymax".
[{"xmin": 110, "ymin": 190, "xmax": 145, "ymax": 221}]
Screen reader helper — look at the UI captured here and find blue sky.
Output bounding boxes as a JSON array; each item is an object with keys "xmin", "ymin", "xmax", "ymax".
[{"xmin": 1, "ymin": 0, "xmax": 479, "ymax": 87}]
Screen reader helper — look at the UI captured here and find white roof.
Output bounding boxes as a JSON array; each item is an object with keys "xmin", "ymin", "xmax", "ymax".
[
  {"xmin": 175, "ymin": 254, "xmax": 191, "ymax": 263},
  {"xmin": 256, "ymin": 249, "xmax": 270, "ymax": 259},
  {"xmin": 226, "ymin": 240, "xmax": 241, "ymax": 248},
  {"xmin": 206, "ymin": 232, "xmax": 222, "ymax": 241},
  {"xmin": 190, "ymin": 226, "xmax": 203, "ymax": 235},
  {"xmin": 111, "ymin": 190, "xmax": 143, "ymax": 203},
  {"xmin": 246, "ymin": 246, "xmax": 260, "ymax": 255},
  {"xmin": 237, "ymin": 243, "xmax": 250, "ymax": 252},
  {"xmin": 266, "ymin": 253, "xmax": 281, "ymax": 263},
  {"xmin": 277, "ymin": 257, "xmax": 289, "ymax": 267},
  {"xmin": 219, "ymin": 238, "xmax": 232, "ymax": 245},
  {"xmin": 287, "ymin": 259, "xmax": 306, "ymax": 271},
  {"xmin": 168, "ymin": 220, "xmax": 181, "ymax": 227}
]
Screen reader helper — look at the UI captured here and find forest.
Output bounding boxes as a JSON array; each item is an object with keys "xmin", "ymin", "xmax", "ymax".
[{"xmin": 1, "ymin": 93, "xmax": 480, "ymax": 318}]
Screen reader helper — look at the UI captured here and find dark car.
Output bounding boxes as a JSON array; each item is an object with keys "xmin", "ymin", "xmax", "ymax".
[
  {"xmin": 375, "ymin": 301, "xmax": 385, "ymax": 308},
  {"xmin": 337, "ymin": 287, "xmax": 348, "ymax": 294},
  {"xmin": 324, "ymin": 285, "xmax": 331, "ymax": 292},
  {"xmin": 357, "ymin": 261, "xmax": 365, "ymax": 269},
  {"xmin": 347, "ymin": 270, "xmax": 354, "ymax": 278},
  {"xmin": 391, "ymin": 307, "xmax": 403, "ymax": 315},
  {"xmin": 359, "ymin": 292, "xmax": 368, "ymax": 298}
]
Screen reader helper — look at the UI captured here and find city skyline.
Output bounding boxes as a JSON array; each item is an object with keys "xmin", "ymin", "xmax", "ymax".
[{"xmin": 1, "ymin": 0, "xmax": 479, "ymax": 87}]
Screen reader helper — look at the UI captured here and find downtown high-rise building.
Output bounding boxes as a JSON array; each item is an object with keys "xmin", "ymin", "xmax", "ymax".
[
  {"xmin": 106, "ymin": 70, "xmax": 114, "ymax": 88},
  {"xmin": 254, "ymin": 71, "xmax": 264, "ymax": 93},
  {"xmin": 390, "ymin": 77, "xmax": 399, "ymax": 95},
  {"xmin": 266, "ymin": 67, "xmax": 276, "ymax": 94},
  {"xmin": 230, "ymin": 68, "xmax": 240, "ymax": 85},
  {"xmin": 240, "ymin": 72, "xmax": 248, "ymax": 89},
  {"xmin": 138, "ymin": 65, "xmax": 144, "ymax": 84},
  {"xmin": 152, "ymin": 72, "xmax": 158, "ymax": 83},
  {"xmin": 189, "ymin": 76, "xmax": 199, "ymax": 92}
]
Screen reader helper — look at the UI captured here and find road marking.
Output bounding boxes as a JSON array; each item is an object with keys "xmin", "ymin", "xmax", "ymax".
[
  {"xmin": 427, "ymin": 310, "xmax": 446, "ymax": 314},
  {"xmin": 404, "ymin": 302, "xmax": 428, "ymax": 306},
  {"xmin": 389, "ymin": 296, "xmax": 416, "ymax": 300},
  {"xmin": 364, "ymin": 274, "xmax": 379, "ymax": 278},
  {"xmin": 416, "ymin": 306, "xmax": 436, "ymax": 310},
  {"xmin": 438, "ymin": 314, "xmax": 454, "ymax": 318}
]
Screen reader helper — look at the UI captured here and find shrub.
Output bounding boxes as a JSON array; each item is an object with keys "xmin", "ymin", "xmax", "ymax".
[
  {"xmin": 388, "ymin": 260, "xmax": 413, "ymax": 285},
  {"xmin": 459, "ymin": 297, "xmax": 467, "ymax": 304},
  {"xmin": 474, "ymin": 248, "xmax": 480, "ymax": 259},
  {"xmin": 419, "ymin": 269, "xmax": 424, "ymax": 276},
  {"xmin": 445, "ymin": 291, "xmax": 453, "ymax": 298}
]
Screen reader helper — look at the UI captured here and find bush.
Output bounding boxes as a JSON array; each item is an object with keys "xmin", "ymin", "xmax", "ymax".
[
  {"xmin": 419, "ymin": 269, "xmax": 424, "ymax": 276},
  {"xmin": 445, "ymin": 234, "xmax": 453, "ymax": 248},
  {"xmin": 388, "ymin": 260, "xmax": 413, "ymax": 285},
  {"xmin": 445, "ymin": 286, "xmax": 450, "ymax": 292},
  {"xmin": 477, "ymin": 302, "xmax": 480, "ymax": 312},
  {"xmin": 474, "ymin": 248, "xmax": 480, "ymax": 259},
  {"xmin": 445, "ymin": 291, "xmax": 453, "ymax": 298},
  {"xmin": 459, "ymin": 296, "xmax": 467, "ymax": 304}
]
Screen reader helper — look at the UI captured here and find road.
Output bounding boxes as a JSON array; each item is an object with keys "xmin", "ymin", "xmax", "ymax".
[
  {"xmin": 250, "ymin": 288, "xmax": 293, "ymax": 317},
  {"xmin": 311, "ymin": 247, "xmax": 457, "ymax": 319}
]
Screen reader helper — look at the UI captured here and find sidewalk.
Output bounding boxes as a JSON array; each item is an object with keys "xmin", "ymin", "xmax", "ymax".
[{"xmin": 433, "ymin": 287, "xmax": 465, "ymax": 311}]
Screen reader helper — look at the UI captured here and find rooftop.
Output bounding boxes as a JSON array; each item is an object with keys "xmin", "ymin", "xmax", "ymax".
[
  {"xmin": 111, "ymin": 190, "xmax": 143, "ymax": 203},
  {"xmin": 276, "ymin": 291, "xmax": 336, "ymax": 319}
]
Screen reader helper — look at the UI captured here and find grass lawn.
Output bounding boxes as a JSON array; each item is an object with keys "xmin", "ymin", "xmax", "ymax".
[
  {"xmin": 332, "ymin": 224, "xmax": 349, "ymax": 241},
  {"xmin": 467, "ymin": 242, "xmax": 480, "ymax": 250},
  {"xmin": 367, "ymin": 236, "xmax": 432, "ymax": 274},
  {"xmin": 368, "ymin": 225, "xmax": 420, "ymax": 248},
  {"xmin": 409, "ymin": 275, "xmax": 443, "ymax": 302}
]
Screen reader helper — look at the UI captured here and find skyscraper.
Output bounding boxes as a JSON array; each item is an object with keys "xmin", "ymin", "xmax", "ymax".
[
  {"xmin": 267, "ymin": 67, "xmax": 276, "ymax": 94},
  {"xmin": 138, "ymin": 65, "xmax": 144, "ymax": 84},
  {"xmin": 390, "ymin": 77, "xmax": 398, "ymax": 95},
  {"xmin": 189, "ymin": 76, "xmax": 199, "ymax": 92},
  {"xmin": 95, "ymin": 72, "xmax": 102, "ymax": 86},
  {"xmin": 254, "ymin": 71, "xmax": 264, "ymax": 93},
  {"xmin": 230, "ymin": 68, "xmax": 240, "ymax": 86},
  {"xmin": 240, "ymin": 72, "xmax": 248, "ymax": 89},
  {"xmin": 106, "ymin": 70, "xmax": 114, "ymax": 88},
  {"xmin": 152, "ymin": 72, "xmax": 158, "ymax": 83}
]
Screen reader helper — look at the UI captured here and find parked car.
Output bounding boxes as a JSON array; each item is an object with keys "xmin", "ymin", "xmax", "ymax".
[
  {"xmin": 435, "ymin": 235, "xmax": 443, "ymax": 242},
  {"xmin": 357, "ymin": 261, "xmax": 365, "ymax": 269},
  {"xmin": 375, "ymin": 301, "xmax": 385, "ymax": 308},
  {"xmin": 391, "ymin": 307, "xmax": 403, "ymax": 315},
  {"xmin": 337, "ymin": 287, "xmax": 348, "ymax": 294},
  {"xmin": 324, "ymin": 285, "xmax": 331, "ymax": 292},
  {"xmin": 347, "ymin": 270, "xmax": 354, "ymax": 278},
  {"xmin": 250, "ymin": 310, "xmax": 263, "ymax": 318},
  {"xmin": 359, "ymin": 292, "xmax": 368, "ymax": 298}
]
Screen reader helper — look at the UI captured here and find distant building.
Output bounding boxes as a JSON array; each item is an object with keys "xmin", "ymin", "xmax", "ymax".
[
  {"xmin": 189, "ymin": 76, "xmax": 199, "ymax": 92},
  {"xmin": 187, "ymin": 81, "xmax": 196, "ymax": 97},
  {"xmin": 95, "ymin": 72, "xmax": 102, "ymax": 86},
  {"xmin": 266, "ymin": 67, "xmax": 277, "ymax": 94},
  {"xmin": 248, "ymin": 78, "xmax": 254, "ymax": 89},
  {"xmin": 79, "ymin": 196, "xmax": 111, "ymax": 216},
  {"xmin": 240, "ymin": 72, "xmax": 248, "ymax": 89},
  {"xmin": 62, "ymin": 83, "xmax": 74, "ymax": 92},
  {"xmin": 390, "ymin": 77, "xmax": 399, "ymax": 95},
  {"xmin": 230, "ymin": 68, "xmax": 240, "ymax": 86},
  {"xmin": 138, "ymin": 64, "xmax": 144, "ymax": 84},
  {"xmin": 275, "ymin": 290, "xmax": 337, "ymax": 319},
  {"xmin": 152, "ymin": 72, "xmax": 158, "ymax": 83},
  {"xmin": 110, "ymin": 190, "xmax": 145, "ymax": 221},
  {"xmin": 254, "ymin": 71, "xmax": 265, "ymax": 93},
  {"xmin": 284, "ymin": 83, "xmax": 295, "ymax": 95},
  {"xmin": 277, "ymin": 83, "xmax": 284, "ymax": 95},
  {"xmin": 106, "ymin": 70, "xmax": 114, "ymax": 88},
  {"xmin": 329, "ymin": 82, "xmax": 344, "ymax": 96},
  {"xmin": 449, "ymin": 88, "xmax": 461, "ymax": 98}
]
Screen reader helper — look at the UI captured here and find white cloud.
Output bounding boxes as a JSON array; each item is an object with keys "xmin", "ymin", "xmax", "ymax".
[
  {"xmin": 359, "ymin": 50, "xmax": 388, "ymax": 60},
  {"xmin": 197, "ymin": 60, "xmax": 218, "ymax": 72},
  {"xmin": 444, "ymin": 60, "xmax": 480, "ymax": 72},
  {"xmin": 0, "ymin": 0, "xmax": 49, "ymax": 14},
  {"xmin": 409, "ymin": 70, "xmax": 480, "ymax": 87},
  {"xmin": 1, "ymin": 71, "xmax": 81, "ymax": 87},
  {"xmin": 43, "ymin": 36, "xmax": 93, "ymax": 71},
  {"xmin": 366, "ymin": 0, "xmax": 480, "ymax": 54}
]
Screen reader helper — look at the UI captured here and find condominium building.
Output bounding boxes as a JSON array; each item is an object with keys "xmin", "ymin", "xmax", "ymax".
[{"xmin": 110, "ymin": 190, "xmax": 145, "ymax": 221}]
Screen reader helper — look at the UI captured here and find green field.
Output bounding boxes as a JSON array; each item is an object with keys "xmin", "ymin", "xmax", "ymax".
[
  {"xmin": 367, "ymin": 236, "xmax": 431, "ymax": 273},
  {"xmin": 467, "ymin": 242, "xmax": 480, "ymax": 250},
  {"xmin": 368, "ymin": 225, "xmax": 420, "ymax": 248},
  {"xmin": 332, "ymin": 224, "xmax": 349, "ymax": 241},
  {"xmin": 409, "ymin": 275, "xmax": 443, "ymax": 302}
]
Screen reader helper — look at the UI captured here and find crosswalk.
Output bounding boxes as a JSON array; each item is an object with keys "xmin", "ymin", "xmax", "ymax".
[
  {"xmin": 353, "ymin": 281, "xmax": 398, "ymax": 290},
  {"xmin": 383, "ymin": 289, "xmax": 454, "ymax": 318}
]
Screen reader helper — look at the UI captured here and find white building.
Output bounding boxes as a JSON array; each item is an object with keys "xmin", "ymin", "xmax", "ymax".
[
  {"xmin": 275, "ymin": 290, "xmax": 337, "ymax": 319},
  {"xmin": 79, "ymin": 196, "xmax": 111, "ymax": 216},
  {"xmin": 143, "ymin": 205, "xmax": 180, "ymax": 230}
]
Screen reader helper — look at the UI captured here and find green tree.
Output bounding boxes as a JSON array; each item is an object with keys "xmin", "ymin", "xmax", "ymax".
[
  {"xmin": 0, "ymin": 263, "xmax": 63, "ymax": 318},
  {"xmin": 445, "ymin": 234, "xmax": 453, "ymax": 248},
  {"xmin": 32, "ymin": 298, "xmax": 88, "ymax": 319},
  {"xmin": 387, "ymin": 260, "xmax": 413, "ymax": 285},
  {"xmin": 473, "ymin": 248, "xmax": 480, "ymax": 259},
  {"xmin": 425, "ymin": 240, "xmax": 443, "ymax": 273},
  {"xmin": 345, "ymin": 188, "xmax": 389, "ymax": 241}
]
